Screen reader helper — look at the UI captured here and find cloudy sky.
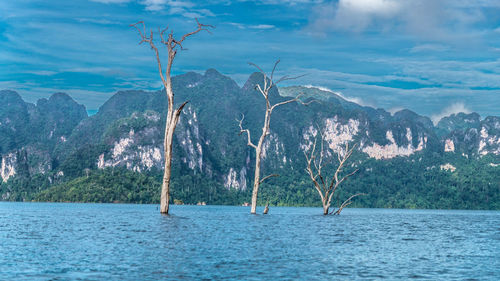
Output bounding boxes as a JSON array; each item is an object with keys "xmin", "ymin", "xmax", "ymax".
[{"xmin": 1, "ymin": 0, "xmax": 499, "ymax": 120}]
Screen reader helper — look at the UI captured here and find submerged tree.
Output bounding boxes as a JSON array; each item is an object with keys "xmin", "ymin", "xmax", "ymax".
[
  {"xmin": 304, "ymin": 128, "xmax": 364, "ymax": 215},
  {"xmin": 131, "ymin": 19, "xmax": 213, "ymax": 214},
  {"xmin": 238, "ymin": 60, "xmax": 304, "ymax": 214}
]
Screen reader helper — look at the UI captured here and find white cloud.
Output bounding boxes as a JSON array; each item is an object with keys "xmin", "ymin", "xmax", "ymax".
[
  {"xmin": 265, "ymin": 65, "xmax": 497, "ymax": 118},
  {"xmin": 227, "ymin": 23, "xmax": 276, "ymax": 30},
  {"xmin": 92, "ymin": 0, "xmax": 211, "ymax": 17},
  {"xmin": 180, "ymin": 9, "xmax": 215, "ymax": 18},
  {"xmin": 249, "ymin": 24, "xmax": 276, "ymax": 30},
  {"xmin": 63, "ymin": 67, "xmax": 113, "ymax": 74},
  {"xmin": 141, "ymin": 0, "xmax": 169, "ymax": 11},
  {"xmin": 303, "ymin": 84, "xmax": 334, "ymax": 93},
  {"xmin": 339, "ymin": 0, "xmax": 401, "ymax": 16},
  {"xmin": 302, "ymin": 84, "xmax": 371, "ymax": 107},
  {"xmin": 387, "ymin": 106, "xmax": 404, "ymax": 115},
  {"xmin": 90, "ymin": 0, "xmax": 131, "ymax": 3},
  {"xmin": 307, "ymin": 0, "xmax": 406, "ymax": 34},
  {"xmin": 409, "ymin": 44, "xmax": 449, "ymax": 53},
  {"xmin": 139, "ymin": 1, "xmax": 214, "ymax": 18},
  {"xmin": 228, "ymin": 22, "xmax": 245, "ymax": 29},
  {"xmin": 256, "ymin": 0, "xmax": 323, "ymax": 4},
  {"xmin": 76, "ymin": 18, "xmax": 116, "ymax": 25},
  {"xmin": 24, "ymin": 70, "xmax": 58, "ymax": 76},
  {"xmin": 307, "ymin": 0, "xmax": 485, "ymax": 42},
  {"xmin": 431, "ymin": 102, "xmax": 472, "ymax": 125},
  {"xmin": 371, "ymin": 58, "xmax": 500, "ymax": 89},
  {"xmin": 141, "ymin": 0, "xmax": 194, "ymax": 12}
]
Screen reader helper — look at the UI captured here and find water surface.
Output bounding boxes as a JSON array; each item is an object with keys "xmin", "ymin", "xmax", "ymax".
[{"xmin": 1, "ymin": 203, "xmax": 499, "ymax": 280}]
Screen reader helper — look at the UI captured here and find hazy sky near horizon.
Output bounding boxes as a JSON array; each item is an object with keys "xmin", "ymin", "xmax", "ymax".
[{"xmin": 1, "ymin": 0, "xmax": 499, "ymax": 120}]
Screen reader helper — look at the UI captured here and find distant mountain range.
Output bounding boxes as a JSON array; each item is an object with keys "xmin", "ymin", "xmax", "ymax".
[{"xmin": 1, "ymin": 69, "xmax": 498, "ymax": 209}]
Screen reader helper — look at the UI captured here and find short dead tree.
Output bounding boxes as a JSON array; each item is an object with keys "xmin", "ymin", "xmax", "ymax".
[{"xmin": 304, "ymin": 129, "xmax": 365, "ymax": 215}]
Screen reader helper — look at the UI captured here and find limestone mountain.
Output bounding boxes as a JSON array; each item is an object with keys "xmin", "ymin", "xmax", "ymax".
[
  {"xmin": 0, "ymin": 71, "xmax": 498, "ymax": 209},
  {"xmin": 0, "ymin": 90, "xmax": 87, "ymax": 182}
]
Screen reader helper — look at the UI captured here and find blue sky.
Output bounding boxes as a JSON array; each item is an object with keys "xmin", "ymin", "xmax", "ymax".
[{"xmin": 1, "ymin": 0, "xmax": 499, "ymax": 121}]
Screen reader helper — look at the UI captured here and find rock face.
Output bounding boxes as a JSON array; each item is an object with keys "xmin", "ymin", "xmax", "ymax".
[
  {"xmin": 0, "ymin": 72, "xmax": 498, "ymax": 191},
  {"xmin": 361, "ymin": 129, "xmax": 427, "ymax": 160},
  {"xmin": 0, "ymin": 90, "xmax": 87, "ymax": 182},
  {"xmin": 437, "ymin": 113, "xmax": 500, "ymax": 156},
  {"xmin": 1, "ymin": 152, "xmax": 17, "ymax": 182},
  {"xmin": 97, "ymin": 111, "xmax": 164, "ymax": 172}
]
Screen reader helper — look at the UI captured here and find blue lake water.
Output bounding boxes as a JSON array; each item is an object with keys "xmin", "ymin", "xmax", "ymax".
[{"xmin": 0, "ymin": 203, "xmax": 499, "ymax": 280}]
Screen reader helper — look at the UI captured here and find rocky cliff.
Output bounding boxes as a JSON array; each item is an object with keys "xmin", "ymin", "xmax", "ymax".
[{"xmin": 0, "ymin": 70, "xmax": 498, "ymax": 206}]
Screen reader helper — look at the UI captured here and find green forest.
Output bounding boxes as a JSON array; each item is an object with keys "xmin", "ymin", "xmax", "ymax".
[{"xmin": 3, "ymin": 151, "xmax": 498, "ymax": 210}]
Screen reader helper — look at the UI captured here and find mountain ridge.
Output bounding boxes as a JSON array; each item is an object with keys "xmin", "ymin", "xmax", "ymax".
[{"xmin": 0, "ymin": 70, "xmax": 498, "ymax": 209}]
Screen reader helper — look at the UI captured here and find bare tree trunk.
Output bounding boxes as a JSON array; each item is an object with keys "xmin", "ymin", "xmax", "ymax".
[
  {"xmin": 323, "ymin": 200, "xmax": 329, "ymax": 215},
  {"xmin": 131, "ymin": 20, "xmax": 213, "ymax": 214},
  {"xmin": 159, "ymin": 66, "xmax": 176, "ymax": 214},
  {"xmin": 160, "ymin": 125, "xmax": 174, "ymax": 213},
  {"xmin": 251, "ymin": 153, "xmax": 261, "ymax": 214},
  {"xmin": 250, "ymin": 112, "xmax": 269, "ymax": 214},
  {"xmin": 263, "ymin": 203, "xmax": 269, "ymax": 214}
]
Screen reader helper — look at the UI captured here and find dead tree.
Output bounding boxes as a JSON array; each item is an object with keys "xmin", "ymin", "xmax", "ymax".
[
  {"xmin": 131, "ymin": 19, "xmax": 213, "ymax": 214},
  {"xmin": 238, "ymin": 60, "xmax": 304, "ymax": 214},
  {"xmin": 304, "ymin": 129, "xmax": 364, "ymax": 215}
]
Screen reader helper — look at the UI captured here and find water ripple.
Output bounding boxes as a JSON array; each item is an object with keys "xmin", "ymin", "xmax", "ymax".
[{"xmin": 0, "ymin": 203, "xmax": 499, "ymax": 280}]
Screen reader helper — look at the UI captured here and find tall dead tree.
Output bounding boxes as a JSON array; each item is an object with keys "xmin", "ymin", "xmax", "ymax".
[
  {"xmin": 238, "ymin": 60, "xmax": 303, "ymax": 214},
  {"xmin": 304, "ymin": 129, "xmax": 364, "ymax": 215},
  {"xmin": 131, "ymin": 19, "xmax": 213, "ymax": 214}
]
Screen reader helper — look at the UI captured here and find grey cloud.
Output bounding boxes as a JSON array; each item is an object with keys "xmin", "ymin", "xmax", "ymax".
[{"xmin": 306, "ymin": 0, "xmax": 487, "ymax": 43}]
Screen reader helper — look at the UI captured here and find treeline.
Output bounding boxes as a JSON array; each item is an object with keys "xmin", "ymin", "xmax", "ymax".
[{"xmin": 2, "ymin": 152, "xmax": 498, "ymax": 210}]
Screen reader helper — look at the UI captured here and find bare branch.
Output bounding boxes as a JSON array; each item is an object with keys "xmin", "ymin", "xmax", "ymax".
[
  {"xmin": 130, "ymin": 22, "xmax": 166, "ymax": 86},
  {"xmin": 270, "ymin": 93, "xmax": 304, "ymax": 112},
  {"xmin": 255, "ymin": 84, "xmax": 267, "ymax": 99},
  {"xmin": 330, "ymin": 143, "xmax": 357, "ymax": 190},
  {"xmin": 270, "ymin": 59, "xmax": 280, "ymax": 81},
  {"xmin": 248, "ymin": 62, "xmax": 265, "ymax": 74},
  {"xmin": 329, "ymin": 144, "xmax": 358, "ymax": 201},
  {"xmin": 175, "ymin": 101, "xmax": 189, "ymax": 117},
  {"xmin": 172, "ymin": 101, "xmax": 189, "ymax": 126},
  {"xmin": 297, "ymin": 98, "xmax": 319, "ymax": 106},
  {"xmin": 304, "ymin": 137, "xmax": 328, "ymax": 202},
  {"xmin": 338, "ymin": 169, "xmax": 358, "ymax": 186},
  {"xmin": 237, "ymin": 114, "xmax": 257, "ymax": 149},
  {"xmin": 312, "ymin": 138, "xmax": 326, "ymax": 192},
  {"xmin": 333, "ymin": 193, "xmax": 366, "ymax": 215},
  {"xmin": 259, "ymin": 174, "xmax": 279, "ymax": 184},
  {"xmin": 172, "ymin": 18, "xmax": 214, "ymax": 50},
  {"xmin": 130, "ymin": 21, "xmax": 148, "ymax": 44},
  {"xmin": 317, "ymin": 127, "xmax": 325, "ymax": 171},
  {"xmin": 275, "ymin": 73, "xmax": 307, "ymax": 84},
  {"xmin": 328, "ymin": 168, "xmax": 358, "ymax": 206},
  {"xmin": 159, "ymin": 26, "xmax": 169, "ymax": 44}
]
